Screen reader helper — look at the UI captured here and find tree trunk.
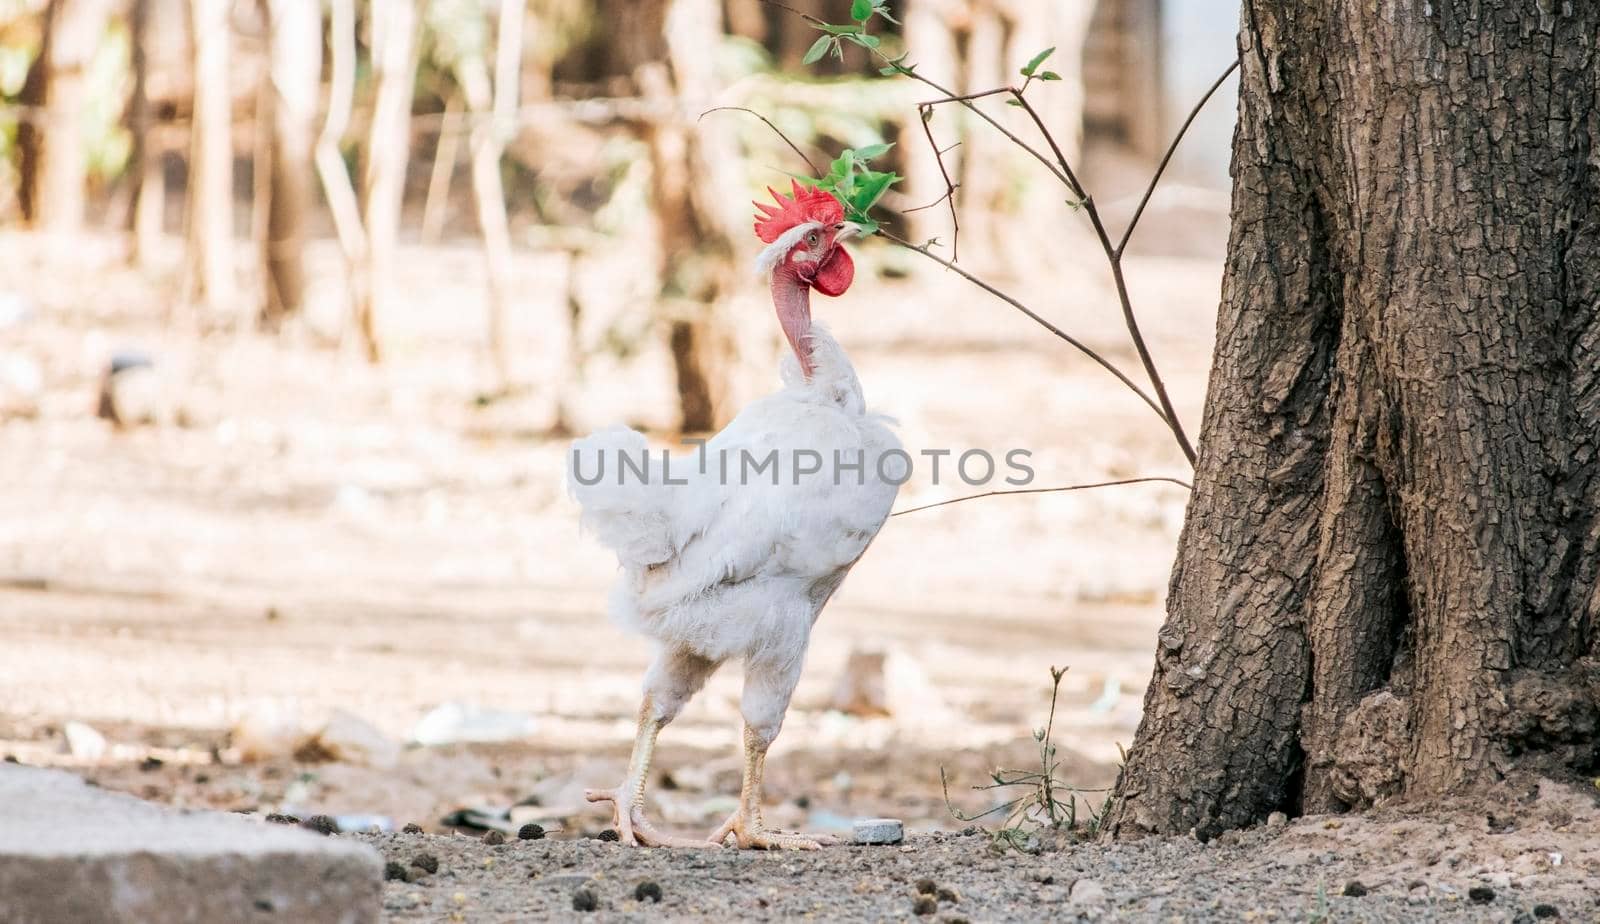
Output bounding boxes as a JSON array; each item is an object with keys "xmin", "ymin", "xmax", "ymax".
[
  {"xmin": 453, "ymin": 0, "xmax": 523, "ymax": 389},
  {"xmin": 1105, "ymin": 1, "xmax": 1600, "ymax": 842},
  {"xmin": 25, "ymin": 0, "xmax": 114, "ymax": 232},
  {"xmin": 313, "ymin": 0, "xmax": 367, "ymax": 346},
  {"xmin": 258, "ymin": 0, "xmax": 321, "ymax": 330},
  {"xmin": 355, "ymin": 0, "xmax": 418, "ymax": 362},
  {"xmin": 128, "ymin": 0, "xmax": 165, "ymax": 265},
  {"xmin": 598, "ymin": 0, "xmax": 740, "ymax": 432},
  {"xmin": 187, "ymin": 0, "xmax": 235, "ymax": 312}
]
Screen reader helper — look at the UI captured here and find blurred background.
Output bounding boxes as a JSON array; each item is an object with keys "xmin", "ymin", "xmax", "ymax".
[{"xmin": 0, "ymin": 0, "xmax": 1234, "ymax": 836}]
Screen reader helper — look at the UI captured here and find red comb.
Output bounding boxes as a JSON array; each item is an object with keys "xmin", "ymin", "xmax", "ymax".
[{"xmin": 753, "ymin": 180, "xmax": 844, "ymax": 243}]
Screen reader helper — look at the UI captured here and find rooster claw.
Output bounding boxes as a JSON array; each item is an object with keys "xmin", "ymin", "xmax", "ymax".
[{"xmin": 585, "ymin": 786, "xmax": 719, "ymax": 849}]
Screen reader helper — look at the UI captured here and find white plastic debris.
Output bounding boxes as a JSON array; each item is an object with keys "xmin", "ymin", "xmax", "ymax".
[
  {"xmin": 852, "ymin": 817, "xmax": 904, "ymax": 845},
  {"xmin": 410, "ymin": 702, "xmax": 538, "ymax": 746},
  {"xmin": 63, "ymin": 722, "xmax": 107, "ymax": 760}
]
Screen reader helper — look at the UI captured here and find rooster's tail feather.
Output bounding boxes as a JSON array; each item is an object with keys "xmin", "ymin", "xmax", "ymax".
[{"xmin": 566, "ymin": 426, "xmax": 677, "ymax": 570}]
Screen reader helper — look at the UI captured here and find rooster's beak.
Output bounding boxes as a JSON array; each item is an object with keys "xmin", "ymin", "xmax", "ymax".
[{"xmin": 835, "ymin": 221, "xmax": 867, "ymax": 242}]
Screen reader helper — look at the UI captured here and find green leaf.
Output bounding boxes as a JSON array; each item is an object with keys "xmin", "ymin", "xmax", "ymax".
[
  {"xmin": 853, "ymin": 142, "xmax": 893, "ymax": 160},
  {"xmin": 815, "ymin": 23, "xmax": 864, "ymax": 35},
  {"xmin": 850, "ymin": 170, "xmax": 899, "ymax": 212},
  {"xmin": 802, "ymin": 35, "xmax": 831, "ymax": 65},
  {"xmin": 1039, "ymin": 70, "xmax": 1061, "ymax": 81},
  {"xmin": 844, "ymin": 32, "xmax": 880, "ymax": 49},
  {"xmin": 1005, "ymin": 98, "xmax": 1023, "ymax": 107},
  {"xmin": 851, "ymin": 0, "xmax": 872, "ymax": 21},
  {"xmin": 1020, "ymin": 46, "xmax": 1055, "ymax": 78},
  {"xmin": 871, "ymin": 0, "xmax": 899, "ymax": 24},
  {"xmin": 879, "ymin": 65, "xmax": 900, "ymax": 76}
]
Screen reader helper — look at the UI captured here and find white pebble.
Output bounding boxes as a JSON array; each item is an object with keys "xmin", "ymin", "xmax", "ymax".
[{"xmin": 852, "ymin": 818, "xmax": 904, "ymax": 845}]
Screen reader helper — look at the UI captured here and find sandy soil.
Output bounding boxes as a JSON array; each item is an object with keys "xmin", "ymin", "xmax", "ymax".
[{"xmin": 5, "ymin": 231, "xmax": 1594, "ymax": 920}]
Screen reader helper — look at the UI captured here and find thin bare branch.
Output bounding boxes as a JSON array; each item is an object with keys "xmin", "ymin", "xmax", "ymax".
[
  {"xmin": 1117, "ymin": 58, "xmax": 1240, "ymax": 257},
  {"xmin": 1006, "ymin": 89, "xmax": 1086, "ymax": 199},
  {"xmin": 698, "ymin": 106, "xmax": 820, "ymax": 176},
  {"xmin": 1006, "ymin": 88, "xmax": 1197, "ymax": 464},
  {"xmin": 915, "ymin": 104, "xmax": 960, "ymax": 260},
  {"xmin": 901, "ymin": 187, "xmax": 955, "ymax": 213},
  {"xmin": 891, "ymin": 477, "xmax": 1193, "ymax": 518},
  {"xmin": 878, "ymin": 229, "xmax": 1167, "ymax": 423}
]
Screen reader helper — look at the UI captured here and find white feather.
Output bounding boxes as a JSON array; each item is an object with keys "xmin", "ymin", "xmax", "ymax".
[
  {"xmin": 753, "ymin": 221, "xmax": 824, "ymax": 278},
  {"xmin": 567, "ymin": 323, "xmax": 900, "ymax": 673}
]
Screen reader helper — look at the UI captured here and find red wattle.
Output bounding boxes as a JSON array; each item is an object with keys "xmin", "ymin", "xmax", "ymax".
[{"xmin": 812, "ymin": 246, "xmax": 855, "ymax": 297}]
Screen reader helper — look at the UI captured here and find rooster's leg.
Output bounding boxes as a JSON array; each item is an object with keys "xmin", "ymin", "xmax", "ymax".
[
  {"xmin": 707, "ymin": 661, "xmax": 840, "ymax": 850},
  {"xmin": 584, "ymin": 649, "xmax": 719, "ymax": 848}
]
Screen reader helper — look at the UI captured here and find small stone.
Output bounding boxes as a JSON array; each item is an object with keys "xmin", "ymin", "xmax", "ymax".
[
  {"xmin": 1070, "ymin": 878, "xmax": 1108, "ymax": 906},
  {"xmin": 937, "ymin": 885, "xmax": 961, "ymax": 903},
  {"xmin": 518, "ymin": 823, "xmax": 545, "ymax": 840},
  {"xmin": 911, "ymin": 894, "xmax": 937, "ymax": 916},
  {"xmin": 914, "ymin": 878, "xmax": 937, "ymax": 895},
  {"xmin": 1342, "ymin": 880, "xmax": 1368, "ymax": 897},
  {"xmin": 403, "ymin": 823, "xmax": 424, "ymax": 834},
  {"xmin": 634, "ymin": 881, "xmax": 662, "ymax": 903},
  {"xmin": 853, "ymin": 818, "xmax": 904, "ymax": 845},
  {"xmin": 384, "ymin": 862, "xmax": 409, "ymax": 882},
  {"xmin": 265, "ymin": 813, "xmax": 300, "ymax": 825},
  {"xmin": 1532, "ymin": 904, "xmax": 1560, "ymax": 919},
  {"xmin": 1266, "ymin": 812, "xmax": 1287, "ymax": 828},
  {"xmin": 484, "ymin": 830, "xmax": 506, "ymax": 846},
  {"xmin": 411, "ymin": 853, "xmax": 440, "ymax": 875},
  {"xmin": 1468, "ymin": 885, "xmax": 1496, "ymax": 904},
  {"xmin": 301, "ymin": 814, "xmax": 339, "ymax": 836},
  {"xmin": 596, "ymin": 829, "xmax": 619, "ymax": 842},
  {"xmin": 572, "ymin": 887, "xmax": 598, "ymax": 912},
  {"xmin": 138, "ymin": 756, "xmax": 164, "ymax": 772},
  {"xmin": 2, "ymin": 755, "xmax": 17, "ymax": 764}
]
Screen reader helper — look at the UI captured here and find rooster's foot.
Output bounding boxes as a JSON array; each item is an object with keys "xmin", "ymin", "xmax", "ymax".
[
  {"xmin": 584, "ymin": 787, "xmax": 714, "ymax": 848},
  {"xmin": 707, "ymin": 809, "xmax": 840, "ymax": 850}
]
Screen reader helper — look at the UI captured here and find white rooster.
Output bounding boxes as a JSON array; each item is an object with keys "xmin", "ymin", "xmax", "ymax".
[{"xmin": 567, "ymin": 183, "xmax": 901, "ymax": 849}]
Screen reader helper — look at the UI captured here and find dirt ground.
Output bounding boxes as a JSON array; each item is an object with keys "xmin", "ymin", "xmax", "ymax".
[
  {"xmin": 352, "ymin": 774, "xmax": 1598, "ymax": 922},
  {"xmin": 3, "ymin": 230, "xmax": 1596, "ymax": 920}
]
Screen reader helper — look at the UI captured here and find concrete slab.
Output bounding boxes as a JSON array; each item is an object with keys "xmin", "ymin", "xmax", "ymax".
[{"xmin": 0, "ymin": 765, "xmax": 381, "ymax": 924}]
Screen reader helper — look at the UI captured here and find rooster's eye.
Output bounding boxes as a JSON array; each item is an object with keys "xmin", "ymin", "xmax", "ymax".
[{"xmin": 806, "ymin": 231, "xmax": 819, "ymax": 246}]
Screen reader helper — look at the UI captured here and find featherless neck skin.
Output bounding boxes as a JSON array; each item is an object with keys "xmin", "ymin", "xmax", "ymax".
[{"xmin": 770, "ymin": 264, "xmax": 814, "ymax": 379}]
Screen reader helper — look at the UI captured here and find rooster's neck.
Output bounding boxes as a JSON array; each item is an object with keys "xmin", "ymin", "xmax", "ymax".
[{"xmin": 770, "ymin": 269, "xmax": 813, "ymax": 379}]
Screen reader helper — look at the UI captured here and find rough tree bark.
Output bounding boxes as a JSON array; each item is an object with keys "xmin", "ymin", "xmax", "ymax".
[
  {"xmin": 1105, "ymin": 1, "xmax": 1600, "ymax": 841},
  {"xmin": 258, "ymin": 0, "xmax": 321, "ymax": 329}
]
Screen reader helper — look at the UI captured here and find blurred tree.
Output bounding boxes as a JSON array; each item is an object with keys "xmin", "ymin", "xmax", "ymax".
[
  {"xmin": 126, "ymin": 0, "xmax": 161, "ymax": 263},
  {"xmin": 595, "ymin": 0, "xmax": 741, "ymax": 432},
  {"xmin": 427, "ymin": 0, "xmax": 523, "ymax": 388},
  {"xmin": 187, "ymin": 0, "xmax": 233, "ymax": 310},
  {"xmin": 18, "ymin": 0, "xmax": 113, "ymax": 230},
  {"xmin": 1106, "ymin": 0, "xmax": 1600, "ymax": 840},
  {"xmin": 257, "ymin": 0, "xmax": 320, "ymax": 329},
  {"xmin": 354, "ymin": 0, "xmax": 418, "ymax": 360}
]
